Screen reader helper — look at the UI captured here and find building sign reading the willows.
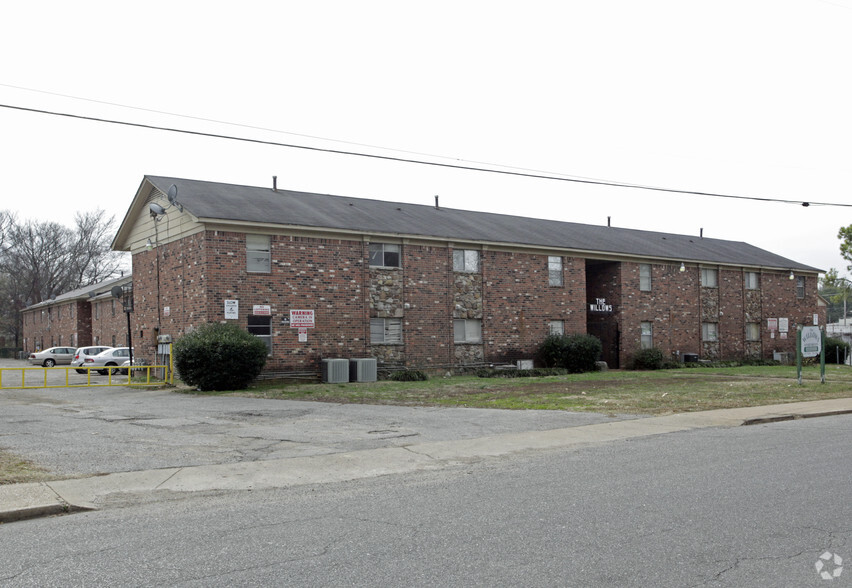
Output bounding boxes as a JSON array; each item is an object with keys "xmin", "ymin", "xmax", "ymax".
[{"xmin": 589, "ymin": 298, "xmax": 613, "ymax": 312}]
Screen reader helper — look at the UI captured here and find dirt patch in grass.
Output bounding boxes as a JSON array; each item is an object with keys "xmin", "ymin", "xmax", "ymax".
[{"xmin": 0, "ymin": 449, "xmax": 56, "ymax": 485}]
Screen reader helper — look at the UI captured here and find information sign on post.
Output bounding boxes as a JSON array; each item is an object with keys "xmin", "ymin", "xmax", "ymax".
[{"xmin": 797, "ymin": 325, "xmax": 826, "ymax": 385}]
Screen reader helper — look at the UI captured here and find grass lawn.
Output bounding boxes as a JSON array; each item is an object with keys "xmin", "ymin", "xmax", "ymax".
[
  {"xmin": 197, "ymin": 364, "xmax": 852, "ymax": 415},
  {"xmin": 4, "ymin": 364, "xmax": 850, "ymax": 485}
]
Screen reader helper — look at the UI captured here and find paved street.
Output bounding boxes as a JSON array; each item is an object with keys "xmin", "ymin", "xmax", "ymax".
[
  {"xmin": 1, "ymin": 415, "xmax": 849, "ymax": 587},
  {"xmin": 0, "ymin": 359, "xmax": 637, "ymax": 477}
]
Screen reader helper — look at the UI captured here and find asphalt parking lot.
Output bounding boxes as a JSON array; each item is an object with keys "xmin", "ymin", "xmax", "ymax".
[{"xmin": 0, "ymin": 359, "xmax": 636, "ymax": 478}]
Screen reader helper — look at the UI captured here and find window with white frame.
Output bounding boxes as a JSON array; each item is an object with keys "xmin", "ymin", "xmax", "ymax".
[
  {"xmin": 370, "ymin": 318, "xmax": 403, "ymax": 344},
  {"xmin": 702, "ymin": 322, "xmax": 718, "ymax": 342},
  {"xmin": 247, "ymin": 315, "xmax": 272, "ymax": 354},
  {"xmin": 454, "ymin": 319, "xmax": 482, "ymax": 343},
  {"xmin": 453, "ymin": 249, "xmax": 480, "ymax": 273},
  {"xmin": 745, "ymin": 271, "xmax": 759, "ymax": 290},
  {"xmin": 639, "ymin": 264, "xmax": 652, "ymax": 292},
  {"xmin": 369, "ymin": 243, "xmax": 400, "ymax": 268},
  {"xmin": 247, "ymin": 234, "xmax": 271, "ymax": 273},
  {"xmin": 746, "ymin": 322, "xmax": 760, "ymax": 341},
  {"xmin": 640, "ymin": 321, "xmax": 653, "ymax": 349},
  {"xmin": 796, "ymin": 276, "xmax": 805, "ymax": 299},
  {"xmin": 548, "ymin": 320, "xmax": 564, "ymax": 336},
  {"xmin": 701, "ymin": 268, "xmax": 718, "ymax": 288},
  {"xmin": 548, "ymin": 256, "xmax": 563, "ymax": 286}
]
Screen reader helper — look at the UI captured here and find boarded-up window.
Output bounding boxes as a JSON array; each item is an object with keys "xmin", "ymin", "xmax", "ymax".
[{"xmin": 371, "ymin": 318, "xmax": 403, "ymax": 344}]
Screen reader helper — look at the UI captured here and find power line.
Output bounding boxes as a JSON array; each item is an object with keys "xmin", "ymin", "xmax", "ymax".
[
  {"xmin": 1, "ymin": 101, "xmax": 849, "ymax": 208},
  {"xmin": 0, "ymin": 82, "xmax": 642, "ymax": 186}
]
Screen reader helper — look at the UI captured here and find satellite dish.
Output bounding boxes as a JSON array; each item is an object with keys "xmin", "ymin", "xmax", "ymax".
[
  {"xmin": 110, "ymin": 286, "xmax": 124, "ymax": 299},
  {"xmin": 149, "ymin": 202, "xmax": 166, "ymax": 217},
  {"xmin": 167, "ymin": 184, "xmax": 178, "ymax": 205}
]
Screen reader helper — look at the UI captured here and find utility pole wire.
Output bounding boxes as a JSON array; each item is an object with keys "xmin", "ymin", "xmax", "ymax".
[{"xmin": 2, "ymin": 102, "xmax": 849, "ymax": 208}]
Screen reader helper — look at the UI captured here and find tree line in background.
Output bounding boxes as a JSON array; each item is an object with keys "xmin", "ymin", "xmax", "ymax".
[
  {"xmin": 820, "ymin": 224, "xmax": 852, "ymax": 324},
  {"xmin": 0, "ymin": 209, "xmax": 127, "ymax": 350}
]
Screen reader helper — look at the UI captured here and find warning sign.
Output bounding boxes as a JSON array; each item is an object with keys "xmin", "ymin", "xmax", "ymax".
[{"xmin": 289, "ymin": 309, "xmax": 315, "ymax": 328}]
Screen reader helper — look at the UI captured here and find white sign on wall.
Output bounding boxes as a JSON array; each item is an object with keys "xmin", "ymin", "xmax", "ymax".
[
  {"xmin": 290, "ymin": 309, "xmax": 316, "ymax": 328},
  {"xmin": 253, "ymin": 304, "xmax": 272, "ymax": 316},
  {"xmin": 224, "ymin": 299, "xmax": 239, "ymax": 319},
  {"xmin": 778, "ymin": 318, "xmax": 789, "ymax": 333}
]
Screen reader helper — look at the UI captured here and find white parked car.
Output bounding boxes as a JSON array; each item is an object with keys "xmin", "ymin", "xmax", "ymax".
[
  {"xmin": 71, "ymin": 346, "xmax": 114, "ymax": 374},
  {"xmin": 28, "ymin": 347, "xmax": 76, "ymax": 367},
  {"xmin": 84, "ymin": 347, "xmax": 134, "ymax": 375}
]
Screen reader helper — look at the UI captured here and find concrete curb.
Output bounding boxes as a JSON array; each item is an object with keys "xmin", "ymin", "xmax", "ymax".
[
  {"xmin": 741, "ymin": 408, "xmax": 852, "ymax": 426},
  {"xmin": 3, "ymin": 398, "xmax": 851, "ymax": 524}
]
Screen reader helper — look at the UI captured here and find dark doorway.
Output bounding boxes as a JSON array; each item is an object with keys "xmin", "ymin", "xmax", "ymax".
[{"xmin": 587, "ymin": 321, "xmax": 620, "ymax": 369}]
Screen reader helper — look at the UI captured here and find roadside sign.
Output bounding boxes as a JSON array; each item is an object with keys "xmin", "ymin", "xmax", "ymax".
[
  {"xmin": 797, "ymin": 326, "xmax": 826, "ymax": 385},
  {"xmin": 801, "ymin": 326, "xmax": 821, "ymax": 358}
]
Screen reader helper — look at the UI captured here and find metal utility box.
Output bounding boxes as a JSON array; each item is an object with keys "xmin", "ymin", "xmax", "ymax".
[
  {"xmin": 682, "ymin": 353, "xmax": 699, "ymax": 363},
  {"xmin": 349, "ymin": 358, "xmax": 377, "ymax": 382},
  {"xmin": 322, "ymin": 358, "xmax": 350, "ymax": 383}
]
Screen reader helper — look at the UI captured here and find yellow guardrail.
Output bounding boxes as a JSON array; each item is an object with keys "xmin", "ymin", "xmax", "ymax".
[{"xmin": 0, "ymin": 364, "xmax": 173, "ymax": 390}]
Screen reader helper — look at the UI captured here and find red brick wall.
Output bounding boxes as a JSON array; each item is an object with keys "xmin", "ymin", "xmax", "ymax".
[
  {"xmin": 124, "ymin": 229, "xmax": 822, "ymax": 372},
  {"xmin": 91, "ymin": 298, "xmax": 131, "ymax": 348},
  {"xmin": 403, "ymin": 244, "xmax": 453, "ymax": 366},
  {"xmin": 483, "ymin": 252, "xmax": 586, "ymax": 362},
  {"xmin": 22, "ymin": 300, "xmax": 91, "ymax": 352},
  {"xmin": 617, "ymin": 263, "xmax": 821, "ymax": 364},
  {"xmin": 618, "ymin": 262, "xmax": 702, "ymax": 365}
]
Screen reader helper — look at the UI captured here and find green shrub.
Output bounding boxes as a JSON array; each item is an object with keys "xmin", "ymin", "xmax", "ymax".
[
  {"xmin": 390, "ymin": 369, "xmax": 428, "ymax": 382},
  {"xmin": 825, "ymin": 337, "xmax": 851, "ymax": 364},
  {"xmin": 174, "ymin": 322, "xmax": 268, "ymax": 391},
  {"xmin": 629, "ymin": 347, "xmax": 664, "ymax": 370},
  {"xmin": 537, "ymin": 334, "xmax": 602, "ymax": 373}
]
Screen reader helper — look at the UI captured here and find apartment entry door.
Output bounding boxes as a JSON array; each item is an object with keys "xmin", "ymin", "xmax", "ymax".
[{"xmin": 587, "ymin": 320, "xmax": 619, "ymax": 369}]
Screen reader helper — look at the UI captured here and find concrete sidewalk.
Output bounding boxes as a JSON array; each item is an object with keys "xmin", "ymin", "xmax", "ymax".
[{"xmin": 3, "ymin": 398, "xmax": 851, "ymax": 524}]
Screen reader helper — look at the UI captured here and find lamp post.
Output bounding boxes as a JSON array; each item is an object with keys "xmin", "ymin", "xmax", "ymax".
[{"xmin": 110, "ymin": 284, "xmax": 133, "ymax": 371}]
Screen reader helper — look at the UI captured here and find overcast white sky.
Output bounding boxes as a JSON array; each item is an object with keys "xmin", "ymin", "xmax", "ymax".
[{"xmin": 2, "ymin": 0, "xmax": 851, "ymax": 276}]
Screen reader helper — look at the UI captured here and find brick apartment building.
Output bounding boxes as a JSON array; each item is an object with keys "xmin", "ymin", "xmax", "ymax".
[
  {"xmin": 21, "ymin": 275, "xmax": 132, "ymax": 353},
  {"xmin": 23, "ymin": 176, "xmax": 823, "ymax": 372},
  {"xmin": 97, "ymin": 175, "xmax": 821, "ymax": 373}
]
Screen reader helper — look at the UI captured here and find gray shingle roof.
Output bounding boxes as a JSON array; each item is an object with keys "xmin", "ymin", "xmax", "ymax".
[
  {"xmin": 144, "ymin": 175, "xmax": 820, "ymax": 272},
  {"xmin": 24, "ymin": 275, "xmax": 132, "ymax": 311}
]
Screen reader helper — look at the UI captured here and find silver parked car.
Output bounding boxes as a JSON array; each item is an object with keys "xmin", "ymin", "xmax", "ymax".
[
  {"xmin": 84, "ymin": 347, "xmax": 133, "ymax": 375},
  {"xmin": 28, "ymin": 346, "xmax": 76, "ymax": 367},
  {"xmin": 71, "ymin": 346, "xmax": 114, "ymax": 374}
]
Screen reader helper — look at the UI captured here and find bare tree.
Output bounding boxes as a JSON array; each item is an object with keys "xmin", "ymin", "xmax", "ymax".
[{"xmin": 0, "ymin": 209, "xmax": 127, "ymax": 348}]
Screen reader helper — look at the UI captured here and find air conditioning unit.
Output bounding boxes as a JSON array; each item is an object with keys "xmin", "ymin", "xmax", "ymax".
[
  {"xmin": 349, "ymin": 358, "xmax": 377, "ymax": 382},
  {"xmin": 322, "ymin": 358, "xmax": 350, "ymax": 383}
]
